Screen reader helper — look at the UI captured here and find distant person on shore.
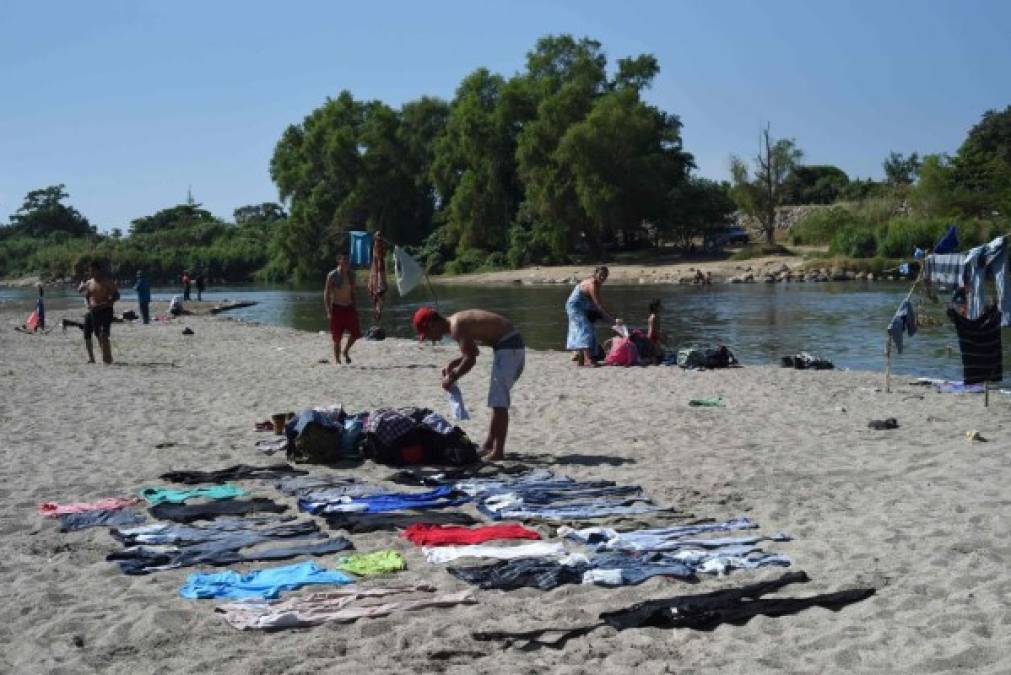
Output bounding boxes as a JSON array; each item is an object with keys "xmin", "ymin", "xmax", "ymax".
[
  {"xmin": 134, "ymin": 270, "xmax": 151, "ymax": 324},
  {"xmin": 196, "ymin": 273, "xmax": 206, "ymax": 302},
  {"xmin": 182, "ymin": 271, "xmax": 192, "ymax": 301},
  {"xmin": 35, "ymin": 285, "xmax": 45, "ymax": 331},
  {"xmin": 78, "ymin": 260, "xmax": 119, "ymax": 364},
  {"xmin": 565, "ymin": 266, "xmax": 621, "ymax": 367},
  {"xmin": 324, "ymin": 253, "xmax": 361, "ymax": 364},
  {"xmin": 413, "ymin": 307, "xmax": 524, "ymax": 461}
]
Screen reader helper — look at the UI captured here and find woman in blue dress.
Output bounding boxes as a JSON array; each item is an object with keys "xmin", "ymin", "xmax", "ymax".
[{"xmin": 565, "ymin": 266, "xmax": 619, "ymax": 366}]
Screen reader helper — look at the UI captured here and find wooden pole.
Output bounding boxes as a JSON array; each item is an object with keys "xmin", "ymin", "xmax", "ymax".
[{"xmin": 885, "ymin": 336, "xmax": 892, "ymax": 393}]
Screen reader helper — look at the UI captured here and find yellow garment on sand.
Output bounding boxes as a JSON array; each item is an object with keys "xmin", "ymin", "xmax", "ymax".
[{"xmin": 335, "ymin": 550, "xmax": 406, "ymax": 576}]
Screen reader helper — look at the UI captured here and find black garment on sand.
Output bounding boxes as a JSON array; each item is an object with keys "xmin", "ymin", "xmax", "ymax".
[
  {"xmin": 867, "ymin": 418, "xmax": 899, "ymax": 430},
  {"xmin": 58, "ymin": 509, "xmax": 146, "ymax": 532},
  {"xmin": 159, "ymin": 463, "xmax": 308, "ymax": 485},
  {"xmin": 149, "ymin": 497, "xmax": 287, "ymax": 523},
  {"xmin": 323, "ymin": 510, "xmax": 479, "ymax": 534},
  {"xmin": 948, "ymin": 306, "xmax": 1003, "ymax": 385},
  {"xmin": 108, "ymin": 536, "xmax": 354, "ymax": 575},
  {"xmin": 386, "ymin": 464, "xmax": 537, "ymax": 487},
  {"xmin": 448, "ymin": 557, "xmax": 589, "ymax": 591},
  {"xmin": 472, "ymin": 571, "xmax": 875, "ymax": 651}
]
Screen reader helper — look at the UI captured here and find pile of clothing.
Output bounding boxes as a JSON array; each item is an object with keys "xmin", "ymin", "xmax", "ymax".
[
  {"xmin": 781, "ymin": 352, "xmax": 834, "ymax": 370},
  {"xmin": 668, "ymin": 345, "xmax": 739, "ymax": 370}
]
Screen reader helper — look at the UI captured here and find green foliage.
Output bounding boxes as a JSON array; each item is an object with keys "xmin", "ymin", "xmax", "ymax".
[
  {"xmin": 443, "ymin": 248, "xmax": 489, "ymax": 275},
  {"xmin": 883, "ymin": 152, "xmax": 921, "ymax": 186},
  {"xmin": 729, "ymin": 243, "xmax": 794, "ymax": 260},
  {"xmin": 664, "ymin": 178, "xmax": 735, "ymax": 248},
  {"xmin": 3, "ymin": 185, "xmax": 94, "ymax": 238},
  {"xmin": 830, "ymin": 226, "xmax": 878, "ymax": 258},
  {"xmin": 781, "ymin": 165, "xmax": 849, "ymax": 205},
  {"xmin": 730, "ymin": 128, "xmax": 803, "ymax": 243},
  {"xmin": 789, "ymin": 207, "xmax": 862, "ymax": 245}
]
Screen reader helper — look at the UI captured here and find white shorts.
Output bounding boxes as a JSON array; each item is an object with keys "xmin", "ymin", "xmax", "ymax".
[{"xmin": 488, "ymin": 348, "xmax": 525, "ymax": 409}]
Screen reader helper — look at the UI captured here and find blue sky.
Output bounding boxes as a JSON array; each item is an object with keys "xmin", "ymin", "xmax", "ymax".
[{"xmin": 2, "ymin": 0, "xmax": 1009, "ymax": 231}]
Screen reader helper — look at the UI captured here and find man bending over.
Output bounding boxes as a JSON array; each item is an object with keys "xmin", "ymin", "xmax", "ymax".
[{"xmin": 413, "ymin": 307, "xmax": 525, "ymax": 460}]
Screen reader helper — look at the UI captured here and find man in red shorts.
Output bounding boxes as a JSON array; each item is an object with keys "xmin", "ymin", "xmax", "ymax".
[{"xmin": 323, "ymin": 254, "xmax": 361, "ymax": 364}]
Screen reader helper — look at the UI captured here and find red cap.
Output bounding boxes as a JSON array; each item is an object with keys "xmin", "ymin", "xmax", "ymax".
[{"xmin": 412, "ymin": 306, "xmax": 438, "ymax": 340}]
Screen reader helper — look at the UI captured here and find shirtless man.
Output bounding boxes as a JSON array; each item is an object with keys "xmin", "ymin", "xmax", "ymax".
[
  {"xmin": 78, "ymin": 260, "xmax": 119, "ymax": 364},
  {"xmin": 413, "ymin": 307, "xmax": 525, "ymax": 460},
  {"xmin": 323, "ymin": 254, "xmax": 361, "ymax": 364}
]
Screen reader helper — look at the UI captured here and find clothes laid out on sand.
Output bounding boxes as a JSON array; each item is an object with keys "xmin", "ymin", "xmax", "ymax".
[
  {"xmin": 139, "ymin": 484, "xmax": 245, "ymax": 506},
  {"xmin": 59, "ymin": 509, "xmax": 146, "ymax": 532},
  {"xmin": 149, "ymin": 497, "xmax": 288, "ymax": 523},
  {"xmin": 273, "ymin": 474, "xmax": 365, "ymax": 497},
  {"xmin": 558, "ymin": 516, "xmax": 759, "ymax": 550},
  {"xmin": 110, "ymin": 516, "xmax": 318, "ymax": 546},
  {"xmin": 217, "ymin": 585, "xmax": 476, "ymax": 630},
  {"xmin": 334, "ymin": 550, "xmax": 406, "ymax": 576},
  {"xmin": 323, "ymin": 510, "xmax": 481, "ymax": 534},
  {"xmin": 386, "ymin": 463, "xmax": 535, "ymax": 487},
  {"xmin": 948, "ymin": 305, "xmax": 1003, "ymax": 384},
  {"xmin": 160, "ymin": 463, "xmax": 307, "ymax": 485},
  {"xmin": 400, "ymin": 523, "xmax": 541, "ymax": 547},
  {"xmin": 181, "ymin": 560, "xmax": 355, "ymax": 600},
  {"xmin": 299, "ymin": 486, "xmax": 469, "ymax": 515},
  {"xmin": 424, "ymin": 541, "xmax": 567, "ymax": 564},
  {"xmin": 471, "ymin": 571, "xmax": 874, "ymax": 650},
  {"xmin": 109, "ymin": 535, "xmax": 354, "ymax": 575},
  {"xmin": 39, "ymin": 496, "xmax": 140, "ymax": 517}
]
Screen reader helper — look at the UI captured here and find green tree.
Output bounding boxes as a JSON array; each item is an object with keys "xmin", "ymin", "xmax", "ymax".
[
  {"xmin": 910, "ymin": 153, "xmax": 957, "ymax": 217},
  {"xmin": 6, "ymin": 185, "xmax": 94, "ymax": 237},
  {"xmin": 557, "ymin": 87, "xmax": 692, "ymax": 257},
  {"xmin": 130, "ymin": 202, "xmax": 218, "ymax": 235},
  {"xmin": 952, "ymin": 105, "xmax": 1011, "ymax": 216},
  {"xmin": 233, "ymin": 202, "xmax": 287, "ymax": 225},
  {"xmin": 882, "ymin": 152, "xmax": 921, "ymax": 187},
  {"xmin": 781, "ymin": 165, "xmax": 849, "ymax": 204},
  {"xmin": 730, "ymin": 127, "xmax": 803, "ymax": 243},
  {"xmin": 663, "ymin": 178, "xmax": 735, "ymax": 248}
]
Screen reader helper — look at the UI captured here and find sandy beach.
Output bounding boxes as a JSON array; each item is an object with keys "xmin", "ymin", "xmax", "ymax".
[{"xmin": 3, "ymin": 309, "xmax": 1010, "ymax": 674}]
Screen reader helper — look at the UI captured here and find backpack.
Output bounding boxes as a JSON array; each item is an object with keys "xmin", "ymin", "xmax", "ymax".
[
  {"xmin": 366, "ymin": 326, "xmax": 386, "ymax": 341},
  {"xmin": 704, "ymin": 345, "xmax": 738, "ymax": 369},
  {"xmin": 285, "ymin": 409, "xmax": 361, "ymax": 464},
  {"xmin": 605, "ymin": 337, "xmax": 640, "ymax": 367},
  {"xmin": 364, "ymin": 407, "xmax": 479, "ymax": 466},
  {"xmin": 677, "ymin": 347, "xmax": 706, "ymax": 369}
]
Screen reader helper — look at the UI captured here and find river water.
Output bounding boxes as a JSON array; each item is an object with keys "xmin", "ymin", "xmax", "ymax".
[{"xmin": 2, "ymin": 280, "xmax": 1002, "ymax": 380}]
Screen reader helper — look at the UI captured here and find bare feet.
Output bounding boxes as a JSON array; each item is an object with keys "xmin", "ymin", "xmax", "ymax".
[{"xmin": 343, "ymin": 350, "xmax": 352, "ymax": 364}]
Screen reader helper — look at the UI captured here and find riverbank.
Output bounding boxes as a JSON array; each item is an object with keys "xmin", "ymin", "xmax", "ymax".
[{"xmin": 3, "ymin": 311, "xmax": 1008, "ymax": 672}]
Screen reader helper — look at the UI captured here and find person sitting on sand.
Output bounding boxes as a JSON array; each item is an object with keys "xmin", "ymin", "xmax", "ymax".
[
  {"xmin": 413, "ymin": 307, "xmax": 524, "ymax": 461},
  {"xmin": 324, "ymin": 253, "xmax": 361, "ymax": 364},
  {"xmin": 169, "ymin": 295, "xmax": 192, "ymax": 316},
  {"xmin": 565, "ymin": 266, "xmax": 621, "ymax": 367},
  {"xmin": 78, "ymin": 260, "xmax": 119, "ymax": 364}
]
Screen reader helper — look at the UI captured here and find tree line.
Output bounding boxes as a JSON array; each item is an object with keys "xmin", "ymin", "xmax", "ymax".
[{"xmin": 1, "ymin": 34, "xmax": 1008, "ymax": 282}]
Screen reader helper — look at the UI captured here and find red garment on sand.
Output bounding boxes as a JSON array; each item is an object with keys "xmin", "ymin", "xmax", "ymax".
[
  {"xmin": 329, "ymin": 304, "xmax": 362, "ymax": 340},
  {"xmin": 400, "ymin": 523, "xmax": 541, "ymax": 546},
  {"xmin": 38, "ymin": 496, "xmax": 140, "ymax": 518}
]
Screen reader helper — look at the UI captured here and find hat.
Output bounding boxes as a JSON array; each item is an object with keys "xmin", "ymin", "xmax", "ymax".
[{"xmin": 412, "ymin": 306, "xmax": 438, "ymax": 340}]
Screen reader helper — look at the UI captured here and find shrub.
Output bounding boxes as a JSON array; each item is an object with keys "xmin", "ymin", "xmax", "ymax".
[
  {"xmin": 443, "ymin": 248, "xmax": 488, "ymax": 275},
  {"xmin": 790, "ymin": 207, "xmax": 860, "ymax": 246},
  {"xmin": 830, "ymin": 227, "xmax": 877, "ymax": 257}
]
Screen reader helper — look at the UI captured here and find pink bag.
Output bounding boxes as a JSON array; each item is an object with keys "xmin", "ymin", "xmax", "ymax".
[{"xmin": 605, "ymin": 337, "xmax": 640, "ymax": 366}]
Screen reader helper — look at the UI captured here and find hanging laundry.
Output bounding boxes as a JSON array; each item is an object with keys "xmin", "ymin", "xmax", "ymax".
[
  {"xmin": 933, "ymin": 225, "xmax": 959, "ymax": 254},
  {"xmin": 948, "ymin": 305, "xmax": 1003, "ymax": 384},
  {"xmin": 139, "ymin": 484, "xmax": 245, "ymax": 506},
  {"xmin": 349, "ymin": 231, "xmax": 373, "ymax": 266},
  {"xmin": 180, "ymin": 560, "xmax": 355, "ymax": 600},
  {"xmin": 401, "ymin": 523, "xmax": 541, "ymax": 547},
  {"xmin": 447, "ymin": 384, "xmax": 470, "ymax": 420},
  {"xmin": 334, "ymin": 550, "xmax": 406, "ymax": 576},
  {"xmin": 216, "ymin": 586, "xmax": 476, "ymax": 630},
  {"xmin": 924, "ymin": 253, "xmax": 967, "ymax": 289},
  {"xmin": 394, "ymin": 246, "xmax": 425, "ymax": 295},
  {"xmin": 38, "ymin": 496, "xmax": 140, "ymax": 518},
  {"xmin": 367, "ymin": 233, "xmax": 388, "ymax": 321},
  {"xmin": 964, "ymin": 236, "xmax": 1010, "ymax": 324},
  {"xmin": 887, "ymin": 300, "xmax": 918, "ymax": 354}
]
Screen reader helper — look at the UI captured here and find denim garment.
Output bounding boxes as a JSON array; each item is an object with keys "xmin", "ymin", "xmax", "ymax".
[
  {"xmin": 603, "ymin": 532, "xmax": 791, "ymax": 553},
  {"xmin": 58, "ymin": 509, "xmax": 146, "ymax": 532},
  {"xmin": 448, "ymin": 557, "xmax": 590, "ymax": 591},
  {"xmin": 299, "ymin": 486, "xmax": 468, "ymax": 515},
  {"xmin": 180, "ymin": 560, "xmax": 354, "ymax": 600},
  {"xmin": 559, "ymin": 516, "xmax": 758, "ymax": 550},
  {"xmin": 273, "ymin": 474, "xmax": 364, "ymax": 497},
  {"xmin": 887, "ymin": 300, "xmax": 918, "ymax": 355},
  {"xmin": 324, "ymin": 510, "xmax": 480, "ymax": 534},
  {"xmin": 111, "ymin": 518, "xmax": 318, "ymax": 546},
  {"xmin": 479, "ymin": 500, "xmax": 662, "ymax": 522},
  {"xmin": 149, "ymin": 498, "xmax": 287, "ymax": 523},
  {"xmin": 565, "ymin": 285, "xmax": 596, "ymax": 350},
  {"xmin": 109, "ymin": 535, "xmax": 354, "ymax": 575}
]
